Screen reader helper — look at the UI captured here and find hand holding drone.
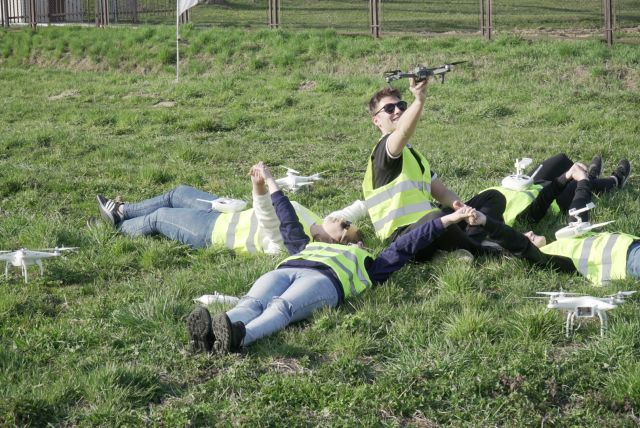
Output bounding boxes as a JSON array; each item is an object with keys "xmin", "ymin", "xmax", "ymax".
[
  {"xmin": 384, "ymin": 61, "xmax": 466, "ymax": 85},
  {"xmin": 554, "ymin": 203, "xmax": 614, "ymax": 239}
]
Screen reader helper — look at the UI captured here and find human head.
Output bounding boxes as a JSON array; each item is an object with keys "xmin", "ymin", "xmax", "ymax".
[
  {"xmin": 315, "ymin": 216, "xmax": 362, "ymax": 245},
  {"xmin": 369, "ymin": 87, "xmax": 405, "ymax": 134},
  {"xmin": 525, "ymin": 231, "xmax": 547, "ymax": 248}
]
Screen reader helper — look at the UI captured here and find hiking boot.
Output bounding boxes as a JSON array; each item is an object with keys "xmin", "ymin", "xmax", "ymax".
[
  {"xmin": 587, "ymin": 155, "xmax": 603, "ymax": 180},
  {"xmin": 186, "ymin": 306, "xmax": 214, "ymax": 354},
  {"xmin": 212, "ymin": 313, "xmax": 246, "ymax": 355},
  {"xmin": 96, "ymin": 194, "xmax": 123, "ymax": 227},
  {"xmin": 611, "ymin": 159, "xmax": 631, "ymax": 189}
]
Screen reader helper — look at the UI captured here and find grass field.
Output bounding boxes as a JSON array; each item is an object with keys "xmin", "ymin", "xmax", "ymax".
[{"xmin": 1, "ymin": 26, "xmax": 640, "ymax": 425}]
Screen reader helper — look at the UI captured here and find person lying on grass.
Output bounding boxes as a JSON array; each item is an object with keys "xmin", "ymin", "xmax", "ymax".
[
  {"xmin": 469, "ymin": 163, "xmax": 639, "ymax": 286},
  {"xmin": 485, "ymin": 153, "xmax": 630, "ymax": 227},
  {"xmin": 186, "ymin": 161, "xmax": 478, "ymax": 355},
  {"xmin": 96, "ymin": 171, "xmax": 366, "ymax": 254}
]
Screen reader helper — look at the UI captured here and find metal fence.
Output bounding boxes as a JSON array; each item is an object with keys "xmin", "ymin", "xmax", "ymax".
[
  {"xmin": 0, "ymin": 0, "xmax": 173, "ymax": 25},
  {"xmin": 2, "ymin": 0, "xmax": 639, "ymax": 45}
]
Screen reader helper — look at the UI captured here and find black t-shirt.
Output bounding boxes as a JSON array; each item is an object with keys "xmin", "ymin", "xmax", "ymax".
[{"xmin": 370, "ymin": 134, "xmax": 436, "ymax": 189}]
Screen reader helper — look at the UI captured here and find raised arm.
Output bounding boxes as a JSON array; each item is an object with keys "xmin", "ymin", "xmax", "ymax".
[
  {"xmin": 385, "ymin": 79, "xmax": 429, "ymax": 157},
  {"xmin": 255, "ymin": 162, "xmax": 310, "ymax": 255},
  {"xmin": 250, "ymin": 164, "xmax": 284, "ymax": 254}
]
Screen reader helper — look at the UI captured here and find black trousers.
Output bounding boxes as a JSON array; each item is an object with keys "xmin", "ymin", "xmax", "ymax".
[
  {"xmin": 396, "ymin": 189, "xmax": 506, "ymax": 262},
  {"xmin": 531, "ymin": 153, "xmax": 616, "ymax": 213}
]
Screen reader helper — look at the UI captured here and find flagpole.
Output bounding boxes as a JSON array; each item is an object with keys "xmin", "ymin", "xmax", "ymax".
[{"xmin": 176, "ymin": 0, "xmax": 180, "ymax": 82}]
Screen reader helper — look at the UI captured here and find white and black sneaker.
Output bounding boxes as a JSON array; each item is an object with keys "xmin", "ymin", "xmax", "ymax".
[
  {"xmin": 587, "ymin": 155, "xmax": 603, "ymax": 180},
  {"xmin": 611, "ymin": 159, "xmax": 631, "ymax": 189},
  {"xmin": 96, "ymin": 194, "xmax": 123, "ymax": 226}
]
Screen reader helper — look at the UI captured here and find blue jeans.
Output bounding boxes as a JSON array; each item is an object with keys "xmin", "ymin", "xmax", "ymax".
[
  {"xmin": 626, "ymin": 241, "xmax": 640, "ymax": 279},
  {"xmin": 119, "ymin": 185, "xmax": 220, "ymax": 249},
  {"xmin": 226, "ymin": 268, "xmax": 339, "ymax": 346}
]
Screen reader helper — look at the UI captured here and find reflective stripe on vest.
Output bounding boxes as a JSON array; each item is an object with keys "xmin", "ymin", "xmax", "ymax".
[
  {"xmin": 486, "ymin": 184, "xmax": 560, "ymax": 226},
  {"xmin": 279, "ymin": 243, "xmax": 373, "ymax": 299},
  {"xmin": 363, "ymin": 144, "xmax": 438, "ymax": 240},
  {"xmin": 541, "ymin": 232, "xmax": 637, "ymax": 285},
  {"xmin": 211, "ymin": 204, "xmax": 320, "ymax": 253},
  {"xmin": 211, "ymin": 209, "xmax": 262, "ymax": 253}
]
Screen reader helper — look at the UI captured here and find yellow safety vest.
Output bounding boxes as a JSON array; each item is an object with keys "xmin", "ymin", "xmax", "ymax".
[
  {"xmin": 486, "ymin": 184, "xmax": 560, "ymax": 226},
  {"xmin": 541, "ymin": 232, "xmax": 638, "ymax": 285},
  {"xmin": 211, "ymin": 202, "xmax": 321, "ymax": 254},
  {"xmin": 279, "ymin": 243, "xmax": 373, "ymax": 299},
  {"xmin": 363, "ymin": 144, "xmax": 439, "ymax": 240}
]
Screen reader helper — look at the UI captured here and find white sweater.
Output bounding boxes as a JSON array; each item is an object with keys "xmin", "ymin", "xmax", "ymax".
[{"xmin": 252, "ymin": 192, "xmax": 368, "ymax": 254}]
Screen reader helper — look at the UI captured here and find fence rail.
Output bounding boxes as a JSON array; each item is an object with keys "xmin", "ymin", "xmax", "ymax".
[{"xmin": 1, "ymin": 0, "xmax": 639, "ymax": 45}]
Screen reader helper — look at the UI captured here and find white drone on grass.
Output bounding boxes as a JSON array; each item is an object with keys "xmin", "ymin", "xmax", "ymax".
[
  {"xmin": 0, "ymin": 247, "xmax": 78, "ymax": 283},
  {"xmin": 501, "ymin": 157, "xmax": 543, "ymax": 191},
  {"xmin": 555, "ymin": 203, "xmax": 615, "ymax": 239},
  {"xmin": 276, "ymin": 167, "xmax": 324, "ymax": 192},
  {"xmin": 530, "ymin": 290, "xmax": 636, "ymax": 337}
]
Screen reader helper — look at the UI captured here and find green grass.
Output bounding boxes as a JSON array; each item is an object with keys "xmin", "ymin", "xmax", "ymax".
[{"xmin": 1, "ymin": 26, "xmax": 640, "ymax": 425}]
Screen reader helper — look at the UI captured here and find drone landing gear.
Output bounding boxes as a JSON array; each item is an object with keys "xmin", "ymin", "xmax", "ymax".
[{"xmin": 565, "ymin": 310, "xmax": 608, "ymax": 337}]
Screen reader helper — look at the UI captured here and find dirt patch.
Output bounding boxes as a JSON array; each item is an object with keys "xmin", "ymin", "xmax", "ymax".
[
  {"xmin": 269, "ymin": 357, "xmax": 308, "ymax": 374},
  {"xmin": 153, "ymin": 101, "xmax": 177, "ymax": 108},
  {"xmin": 298, "ymin": 80, "xmax": 317, "ymax": 91},
  {"xmin": 48, "ymin": 90, "xmax": 80, "ymax": 100}
]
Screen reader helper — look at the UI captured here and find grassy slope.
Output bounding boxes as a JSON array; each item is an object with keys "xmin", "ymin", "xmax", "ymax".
[{"xmin": 1, "ymin": 26, "xmax": 640, "ymax": 425}]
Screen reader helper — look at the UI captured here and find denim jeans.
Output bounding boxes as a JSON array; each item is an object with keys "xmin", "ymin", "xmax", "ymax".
[
  {"xmin": 626, "ymin": 241, "xmax": 640, "ymax": 279},
  {"xmin": 226, "ymin": 268, "xmax": 339, "ymax": 346},
  {"xmin": 119, "ymin": 185, "xmax": 220, "ymax": 249}
]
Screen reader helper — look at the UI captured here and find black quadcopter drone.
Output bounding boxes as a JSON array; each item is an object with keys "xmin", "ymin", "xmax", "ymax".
[{"xmin": 384, "ymin": 61, "xmax": 467, "ymax": 85}]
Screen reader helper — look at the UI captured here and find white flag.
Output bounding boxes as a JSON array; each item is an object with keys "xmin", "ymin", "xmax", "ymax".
[{"xmin": 178, "ymin": 0, "xmax": 198, "ymax": 16}]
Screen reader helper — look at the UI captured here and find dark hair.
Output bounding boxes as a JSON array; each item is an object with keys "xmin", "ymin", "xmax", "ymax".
[{"xmin": 368, "ymin": 87, "xmax": 402, "ymax": 116}]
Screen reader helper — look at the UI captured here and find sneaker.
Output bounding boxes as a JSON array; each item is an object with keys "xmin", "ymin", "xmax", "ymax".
[
  {"xmin": 186, "ymin": 306, "xmax": 215, "ymax": 353},
  {"xmin": 96, "ymin": 194, "xmax": 123, "ymax": 226},
  {"xmin": 611, "ymin": 159, "xmax": 631, "ymax": 189},
  {"xmin": 212, "ymin": 313, "xmax": 246, "ymax": 355},
  {"xmin": 587, "ymin": 155, "xmax": 603, "ymax": 180}
]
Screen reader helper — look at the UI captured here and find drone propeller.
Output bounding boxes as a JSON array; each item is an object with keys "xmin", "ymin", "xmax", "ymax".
[
  {"xmin": 524, "ymin": 296, "xmax": 551, "ymax": 300},
  {"xmin": 38, "ymin": 246, "xmax": 79, "ymax": 252},
  {"xmin": 448, "ymin": 61, "xmax": 467, "ymax": 65},
  {"xmin": 281, "ymin": 166, "xmax": 300, "ymax": 175},
  {"xmin": 536, "ymin": 291, "xmax": 580, "ymax": 296},
  {"xmin": 605, "ymin": 291, "xmax": 636, "ymax": 298}
]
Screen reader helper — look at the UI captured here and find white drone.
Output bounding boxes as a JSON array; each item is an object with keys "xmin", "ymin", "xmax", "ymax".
[
  {"xmin": 275, "ymin": 167, "xmax": 323, "ymax": 192},
  {"xmin": 501, "ymin": 157, "xmax": 543, "ymax": 191},
  {"xmin": 0, "ymin": 247, "xmax": 78, "ymax": 283},
  {"xmin": 555, "ymin": 203, "xmax": 615, "ymax": 239},
  {"xmin": 531, "ymin": 290, "xmax": 636, "ymax": 337},
  {"xmin": 196, "ymin": 197, "xmax": 247, "ymax": 213}
]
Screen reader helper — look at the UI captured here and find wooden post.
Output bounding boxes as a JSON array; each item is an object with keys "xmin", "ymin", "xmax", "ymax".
[
  {"xmin": 30, "ymin": 0, "xmax": 37, "ymax": 28},
  {"xmin": 268, "ymin": 0, "xmax": 280, "ymax": 29},
  {"xmin": 96, "ymin": 0, "xmax": 109, "ymax": 26},
  {"xmin": 603, "ymin": 0, "xmax": 614, "ymax": 46},
  {"xmin": 480, "ymin": 0, "xmax": 492, "ymax": 39},
  {"xmin": 369, "ymin": 0, "xmax": 380, "ymax": 38},
  {"xmin": 2, "ymin": 0, "xmax": 10, "ymax": 27}
]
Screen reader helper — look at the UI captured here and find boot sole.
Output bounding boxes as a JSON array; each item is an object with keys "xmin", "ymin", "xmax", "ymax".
[
  {"xmin": 211, "ymin": 313, "xmax": 232, "ymax": 355},
  {"xmin": 186, "ymin": 306, "xmax": 214, "ymax": 353}
]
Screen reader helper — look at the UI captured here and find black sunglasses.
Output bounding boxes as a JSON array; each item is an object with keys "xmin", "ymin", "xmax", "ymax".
[{"xmin": 374, "ymin": 100, "xmax": 408, "ymax": 116}]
